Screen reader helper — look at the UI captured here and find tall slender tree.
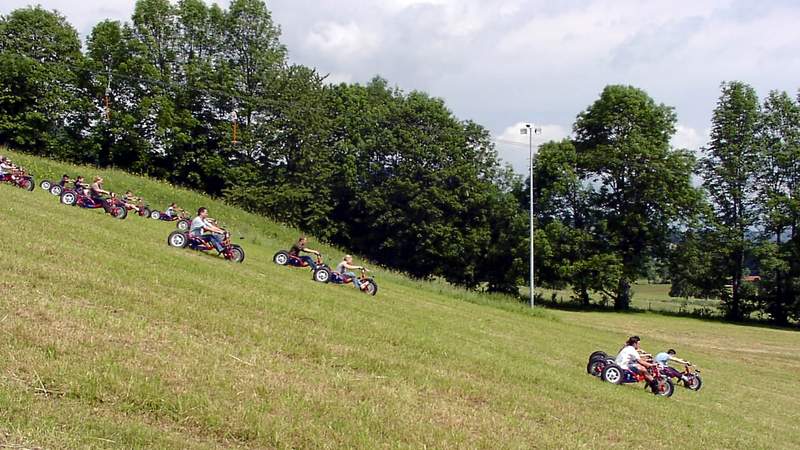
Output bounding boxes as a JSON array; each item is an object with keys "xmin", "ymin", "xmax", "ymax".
[{"xmin": 699, "ymin": 81, "xmax": 761, "ymax": 321}]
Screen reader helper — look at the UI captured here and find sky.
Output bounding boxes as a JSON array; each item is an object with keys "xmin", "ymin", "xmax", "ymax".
[{"xmin": 3, "ymin": 0, "xmax": 799, "ymax": 173}]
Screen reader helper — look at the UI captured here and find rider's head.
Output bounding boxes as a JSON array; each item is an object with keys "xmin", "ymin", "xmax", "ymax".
[
  {"xmin": 298, "ymin": 236, "xmax": 307, "ymax": 245},
  {"xmin": 344, "ymin": 254, "xmax": 353, "ymax": 263},
  {"xmin": 76, "ymin": 176, "xmax": 84, "ymax": 182},
  {"xmin": 170, "ymin": 202, "xmax": 176, "ymax": 207},
  {"xmin": 667, "ymin": 349, "xmax": 676, "ymax": 355},
  {"xmin": 125, "ymin": 190, "xmax": 133, "ymax": 196},
  {"xmin": 94, "ymin": 176, "xmax": 103, "ymax": 183},
  {"xmin": 62, "ymin": 174, "xmax": 69, "ymax": 179},
  {"xmin": 626, "ymin": 336, "xmax": 641, "ymax": 348},
  {"xmin": 198, "ymin": 207, "xmax": 208, "ymax": 218}
]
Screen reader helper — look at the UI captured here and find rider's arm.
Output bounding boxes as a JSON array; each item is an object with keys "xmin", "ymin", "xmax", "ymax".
[
  {"xmin": 302, "ymin": 247, "xmax": 320, "ymax": 255},
  {"xmin": 670, "ymin": 356, "xmax": 690, "ymax": 365}
]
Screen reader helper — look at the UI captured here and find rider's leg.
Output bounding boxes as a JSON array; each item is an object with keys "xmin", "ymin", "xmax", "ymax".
[
  {"xmin": 343, "ymin": 271, "xmax": 359, "ymax": 288},
  {"xmin": 208, "ymin": 234, "xmax": 225, "ymax": 252},
  {"xmin": 300, "ymin": 255, "xmax": 315, "ymax": 268}
]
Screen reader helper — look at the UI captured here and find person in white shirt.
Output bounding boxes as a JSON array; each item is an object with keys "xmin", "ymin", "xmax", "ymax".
[
  {"xmin": 615, "ymin": 336, "xmax": 658, "ymax": 391},
  {"xmin": 190, "ymin": 207, "xmax": 225, "ymax": 252}
]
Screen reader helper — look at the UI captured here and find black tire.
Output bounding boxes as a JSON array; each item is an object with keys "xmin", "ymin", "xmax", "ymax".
[
  {"xmin": 22, "ymin": 177, "xmax": 34, "ymax": 191},
  {"xmin": 587, "ymin": 358, "xmax": 608, "ymax": 377},
  {"xmin": 112, "ymin": 204, "xmax": 127, "ymax": 220},
  {"xmin": 273, "ymin": 251, "xmax": 289, "ymax": 265},
  {"xmin": 141, "ymin": 207, "xmax": 151, "ymax": 218},
  {"xmin": 362, "ymin": 279, "xmax": 378, "ymax": 296},
  {"xmin": 686, "ymin": 374, "xmax": 703, "ymax": 391},
  {"xmin": 61, "ymin": 190, "xmax": 77, "ymax": 206},
  {"xmin": 654, "ymin": 378, "xmax": 675, "ymax": 397},
  {"xmin": 176, "ymin": 219, "xmax": 190, "ymax": 231},
  {"xmin": 150, "ymin": 210, "xmax": 161, "ymax": 220},
  {"xmin": 313, "ymin": 267, "xmax": 332, "ymax": 283},
  {"xmin": 167, "ymin": 231, "xmax": 189, "ymax": 248},
  {"xmin": 40, "ymin": 180, "xmax": 51, "ymax": 190},
  {"xmin": 588, "ymin": 351, "xmax": 608, "ymax": 362},
  {"xmin": 601, "ymin": 364, "xmax": 624, "ymax": 384},
  {"xmin": 229, "ymin": 245, "xmax": 245, "ymax": 263},
  {"xmin": 49, "ymin": 184, "xmax": 63, "ymax": 196}
]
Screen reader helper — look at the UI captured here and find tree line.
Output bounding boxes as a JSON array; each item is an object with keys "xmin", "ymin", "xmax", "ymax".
[{"xmin": 1, "ymin": 2, "xmax": 798, "ymax": 325}]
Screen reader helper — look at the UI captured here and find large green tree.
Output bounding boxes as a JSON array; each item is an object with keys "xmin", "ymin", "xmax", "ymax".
[
  {"xmin": 699, "ymin": 81, "xmax": 761, "ymax": 321},
  {"xmin": 0, "ymin": 6, "xmax": 88, "ymax": 158},
  {"xmin": 573, "ymin": 85, "xmax": 700, "ymax": 310}
]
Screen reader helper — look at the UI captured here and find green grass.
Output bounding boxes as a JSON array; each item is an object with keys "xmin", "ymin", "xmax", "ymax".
[{"xmin": 2, "ymin": 150, "xmax": 800, "ymax": 449}]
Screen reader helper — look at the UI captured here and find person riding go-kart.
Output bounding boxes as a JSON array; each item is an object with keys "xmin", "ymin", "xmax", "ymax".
[
  {"xmin": 273, "ymin": 236, "xmax": 324, "ymax": 270},
  {"xmin": 60, "ymin": 176, "xmax": 127, "ymax": 219},
  {"xmin": 0, "ymin": 157, "xmax": 34, "ymax": 191},
  {"xmin": 166, "ymin": 207, "xmax": 244, "ymax": 262},
  {"xmin": 312, "ymin": 254, "xmax": 378, "ymax": 296},
  {"xmin": 597, "ymin": 336, "xmax": 675, "ymax": 397},
  {"xmin": 655, "ymin": 349, "xmax": 702, "ymax": 391},
  {"xmin": 151, "ymin": 203, "xmax": 191, "ymax": 229},
  {"xmin": 121, "ymin": 190, "xmax": 152, "ymax": 218}
]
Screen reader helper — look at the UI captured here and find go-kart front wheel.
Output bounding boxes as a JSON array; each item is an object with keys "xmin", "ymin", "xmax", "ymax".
[
  {"xmin": 601, "ymin": 364, "xmax": 623, "ymax": 384},
  {"xmin": 150, "ymin": 210, "xmax": 161, "ymax": 220},
  {"xmin": 40, "ymin": 180, "xmax": 51, "ymax": 191},
  {"xmin": 112, "ymin": 205, "xmax": 128, "ymax": 220},
  {"xmin": 361, "ymin": 279, "xmax": 378, "ymax": 296},
  {"xmin": 167, "ymin": 231, "xmax": 189, "ymax": 248},
  {"xmin": 49, "ymin": 184, "xmax": 63, "ymax": 196},
  {"xmin": 654, "ymin": 378, "xmax": 675, "ymax": 397},
  {"xmin": 141, "ymin": 207, "xmax": 151, "ymax": 218},
  {"xmin": 21, "ymin": 178, "xmax": 34, "ymax": 191},
  {"xmin": 685, "ymin": 374, "xmax": 702, "ymax": 391},
  {"xmin": 273, "ymin": 251, "xmax": 289, "ymax": 265},
  {"xmin": 313, "ymin": 267, "xmax": 332, "ymax": 283},
  {"xmin": 176, "ymin": 219, "xmax": 190, "ymax": 231}
]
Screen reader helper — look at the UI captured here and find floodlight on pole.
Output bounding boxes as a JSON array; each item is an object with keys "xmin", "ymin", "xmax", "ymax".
[{"xmin": 520, "ymin": 123, "xmax": 541, "ymax": 307}]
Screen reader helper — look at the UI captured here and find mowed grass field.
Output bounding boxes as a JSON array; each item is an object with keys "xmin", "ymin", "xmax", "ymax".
[{"xmin": 1, "ymin": 151, "xmax": 799, "ymax": 449}]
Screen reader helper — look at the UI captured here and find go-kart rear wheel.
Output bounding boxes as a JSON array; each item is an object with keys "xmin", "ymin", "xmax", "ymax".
[
  {"xmin": 589, "ymin": 351, "xmax": 608, "ymax": 362},
  {"xmin": 141, "ymin": 207, "xmax": 151, "ymax": 218},
  {"xmin": 21, "ymin": 178, "xmax": 34, "ymax": 191},
  {"xmin": 167, "ymin": 231, "xmax": 189, "ymax": 248},
  {"xmin": 49, "ymin": 184, "xmax": 63, "ymax": 196},
  {"xmin": 361, "ymin": 279, "xmax": 378, "ymax": 296},
  {"xmin": 273, "ymin": 251, "xmax": 289, "ymax": 265},
  {"xmin": 601, "ymin": 364, "xmax": 623, "ymax": 384},
  {"xmin": 61, "ymin": 191, "xmax": 77, "ymax": 206},
  {"xmin": 176, "ymin": 219, "xmax": 190, "ymax": 231},
  {"xmin": 150, "ymin": 210, "xmax": 161, "ymax": 220},
  {"xmin": 587, "ymin": 358, "xmax": 609, "ymax": 377},
  {"xmin": 229, "ymin": 245, "xmax": 245, "ymax": 263},
  {"xmin": 313, "ymin": 267, "xmax": 332, "ymax": 283},
  {"xmin": 40, "ymin": 180, "xmax": 51, "ymax": 191}
]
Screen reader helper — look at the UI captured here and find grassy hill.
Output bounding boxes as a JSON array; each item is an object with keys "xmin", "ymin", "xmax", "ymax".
[{"xmin": 1, "ymin": 150, "xmax": 799, "ymax": 449}]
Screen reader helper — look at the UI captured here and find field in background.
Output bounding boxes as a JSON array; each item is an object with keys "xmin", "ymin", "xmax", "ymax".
[
  {"xmin": 540, "ymin": 283, "xmax": 722, "ymax": 315},
  {"xmin": 1, "ymin": 150, "xmax": 799, "ymax": 449}
]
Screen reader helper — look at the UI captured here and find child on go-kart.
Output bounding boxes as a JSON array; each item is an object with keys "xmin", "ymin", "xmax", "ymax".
[
  {"xmin": 655, "ymin": 349, "xmax": 692, "ymax": 383},
  {"xmin": 335, "ymin": 255, "xmax": 370, "ymax": 290}
]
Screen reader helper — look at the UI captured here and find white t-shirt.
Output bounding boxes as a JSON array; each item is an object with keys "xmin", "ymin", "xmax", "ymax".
[
  {"xmin": 615, "ymin": 345, "xmax": 640, "ymax": 370},
  {"xmin": 190, "ymin": 216, "xmax": 207, "ymax": 236}
]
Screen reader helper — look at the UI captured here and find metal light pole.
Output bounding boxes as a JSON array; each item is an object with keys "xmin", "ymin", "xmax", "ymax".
[{"xmin": 521, "ymin": 124, "xmax": 541, "ymax": 307}]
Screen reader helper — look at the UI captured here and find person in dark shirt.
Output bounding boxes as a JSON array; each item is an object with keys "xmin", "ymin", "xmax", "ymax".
[
  {"xmin": 73, "ymin": 176, "xmax": 88, "ymax": 197},
  {"xmin": 289, "ymin": 236, "xmax": 320, "ymax": 268},
  {"xmin": 59, "ymin": 174, "xmax": 71, "ymax": 187}
]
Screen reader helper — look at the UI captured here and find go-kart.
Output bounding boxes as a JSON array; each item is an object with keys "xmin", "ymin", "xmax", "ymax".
[
  {"xmin": 1, "ymin": 171, "xmax": 35, "ymax": 191},
  {"xmin": 273, "ymin": 250, "xmax": 325, "ymax": 270},
  {"xmin": 166, "ymin": 230, "xmax": 245, "ymax": 263},
  {"xmin": 311, "ymin": 266, "xmax": 378, "ymax": 296},
  {"xmin": 668, "ymin": 363, "xmax": 702, "ymax": 391},
  {"xmin": 599, "ymin": 359, "xmax": 674, "ymax": 397},
  {"xmin": 123, "ymin": 200, "xmax": 151, "ymax": 218},
  {"xmin": 150, "ymin": 209, "xmax": 190, "ymax": 230},
  {"xmin": 40, "ymin": 179, "xmax": 53, "ymax": 191},
  {"xmin": 60, "ymin": 189, "xmax": 128, "ymax": 219}
]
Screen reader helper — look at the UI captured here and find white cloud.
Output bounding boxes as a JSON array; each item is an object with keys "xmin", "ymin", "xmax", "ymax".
[
  {"xmin": 304, "ymin": 21, "xmax": 381, "ymax": 62},
  {"xmin": 494, "ymin": 122, "xmax": 570, "ymax": 173},
  {"xmin": 672, "ymin": 125, "xmax": 710, "ymax": 152}
]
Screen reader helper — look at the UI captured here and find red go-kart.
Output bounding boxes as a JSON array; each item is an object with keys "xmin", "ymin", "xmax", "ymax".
[
  {"xmin": 166, "ymin": 230, "xmax": 245, "ymax": 263},
  {"xmin": 311, "ymin": 266, "xmax": 378, "ymax": 296},
  {"xmin": 1, "ymin": 171, "xmax": 35, "ymax": 191},
  {"xmin": 60, "ymin": 189, "xmax": 128, "ymax": 219},
  {"xmin": 273, "ymin": 251, "xmax": 325, "ymax": 270}
]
